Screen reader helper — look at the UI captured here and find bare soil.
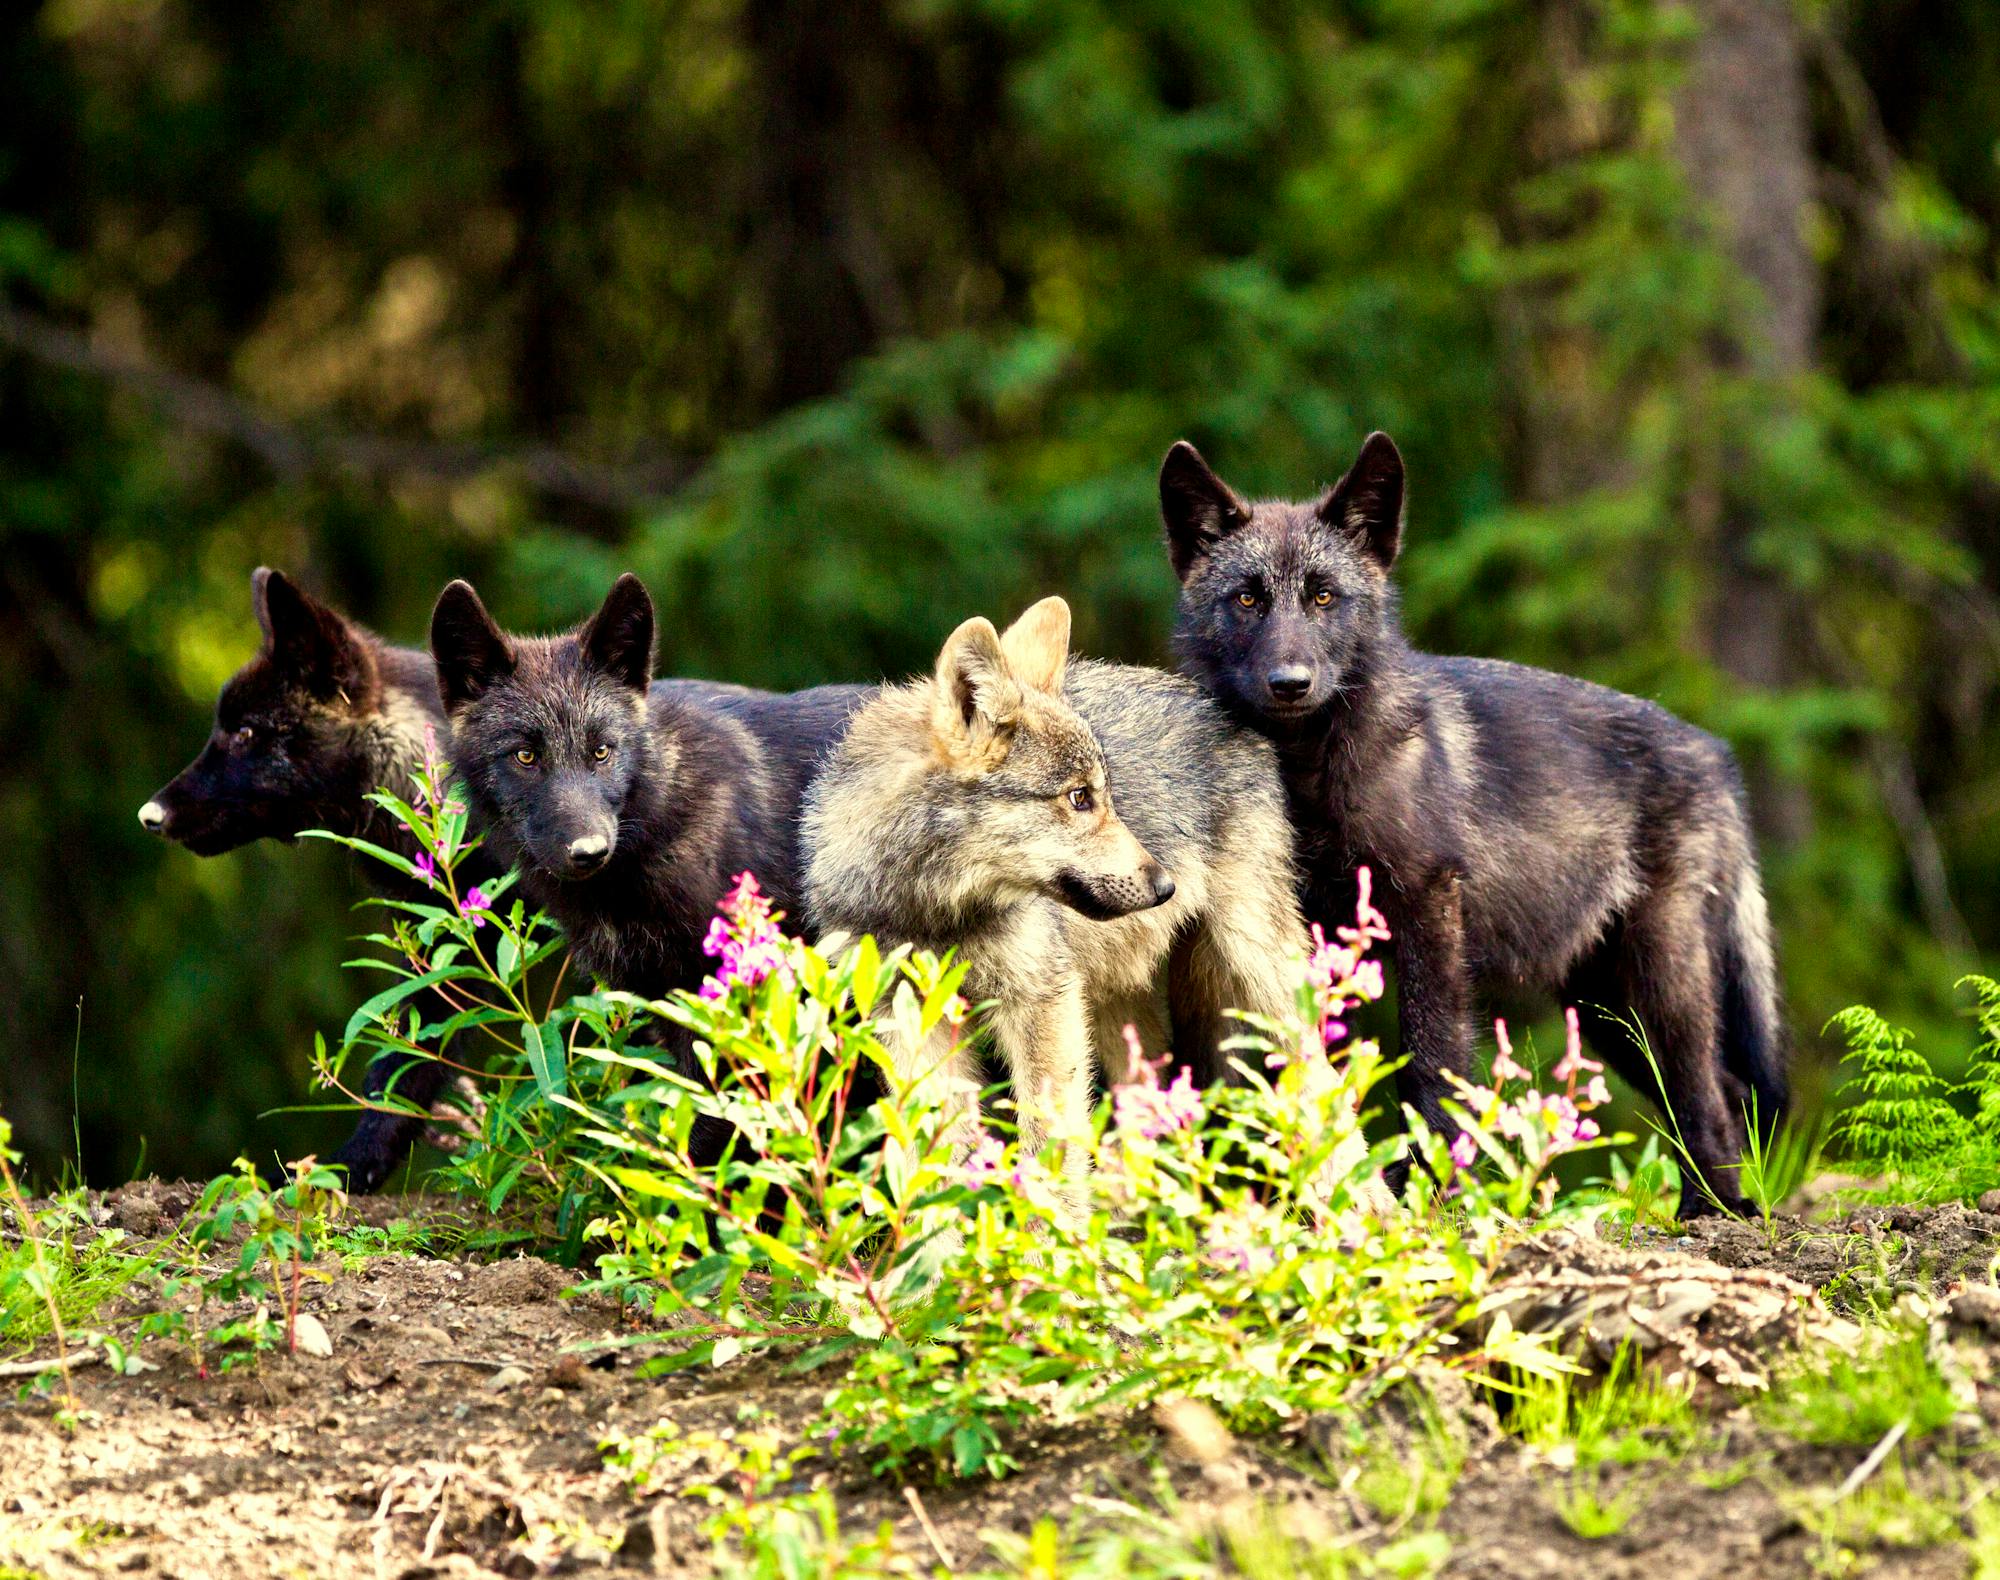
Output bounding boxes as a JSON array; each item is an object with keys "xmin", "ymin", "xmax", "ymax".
[{"xmin": 2, "ymin": 1186, "xmax": 1996, "ymax": 1579}]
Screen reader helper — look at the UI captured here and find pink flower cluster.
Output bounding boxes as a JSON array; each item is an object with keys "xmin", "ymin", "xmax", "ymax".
[
  {"xmin": 1450, "ymin": 1007, "xmax": 1609, "ymax": 1170},
  {"xmin": 963, "ymin": 1129, "xmax": 1030, "ymax": 1192},
  {"xmin": 1202, "ymin": 1204, "xmax": 1277, "ymax": 1275},
  {"xmin": 1300, "ymin": 866, "xmax": 1393, "ymax": 1051},
  {"xmin": 1111, "ymin": 1034, "xmax": 1205, "ymax": 1141},
  {"xmin": 697, "ymin": 871, "xmax": 790, "ymax": 1002}
]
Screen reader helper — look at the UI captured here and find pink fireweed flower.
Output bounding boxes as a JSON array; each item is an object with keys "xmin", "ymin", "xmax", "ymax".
[
  {"xmin": 1551, "ymin": 1006, "xmax": 1601, "ymax": 1084},
  {"xmin": 1203, "ymin": 1205, "xmax": 1277, "ymax": 1276},
  {"xmin": 1294, "ymin": 867, "xmax": 1395, "ymax": 1056},
  {"xmin": 1491, "ymin": 1018, "xmax": 1529, "ymax": 1084},
  {"xmin": 459, "ymin": 886, "xmax": 491, "ymax": 927},
  {"xmin": 963, "ymin": 1130, "xmax": 1011, "ymax": 1191},
  {"xmin": 1449, "ymin": 1131, "xmax": 1478, "ymax": 1170},
  {"xmin": 413, "ymin": 852, "xmax": 439, "ymax": 889},
  {"xmin": 1112, "ymin": 1048, "xmax": 1204, "ymax": 1140},
  {"xmin": 697, "ymin": 872, "xmax": 792, "ymax": 1001}
]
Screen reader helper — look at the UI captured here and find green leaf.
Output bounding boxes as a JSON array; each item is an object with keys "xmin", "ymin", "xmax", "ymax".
[
  {"xmin": 523, "ymin": 1018, "xmax": 566, "ymax": 1098},
  {"xmin": 340, "ymin": 965, "xmax": 484, "ymax": 1050}
]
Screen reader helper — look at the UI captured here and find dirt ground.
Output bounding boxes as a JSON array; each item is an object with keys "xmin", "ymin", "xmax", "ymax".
[{"xmin": 2, "ymin": 1186, "xmax": 1997, "ymax": 1580}]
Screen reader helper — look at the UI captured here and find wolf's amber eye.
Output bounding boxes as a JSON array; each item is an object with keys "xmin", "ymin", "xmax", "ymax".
[
  {"xmin": 1066, "ymin": 787, "xmax": 1095, "ymax": 813},
  {"xmin": 233, "ymin": 725, "xmax": 256, "ymax": 746},
  {"xmin": 593, "ymin": 744, "xmax": 611, "ymax": 763},
  {"xmin": 1313, "ymin": 589, "xmax": 1335, "ymax": 607},
  {"xmin": 1235, "ymin": 590, "xmax": 1258, "ymax": 609},
  {"xmin": 514, "ymin": 748, "xmax": 538, "ymax": 767}
]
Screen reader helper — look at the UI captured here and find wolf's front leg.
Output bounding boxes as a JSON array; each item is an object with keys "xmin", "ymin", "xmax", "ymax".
[
  {"xmin": 992, "ymin": 980, "xmax": 1095, "ymax": 1221},
  {"xmin": 1389, "ymin": 869, "xmax": 1474, "ymax": 1142}
]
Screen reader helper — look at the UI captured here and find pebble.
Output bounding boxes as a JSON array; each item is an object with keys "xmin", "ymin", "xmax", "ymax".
[
  {"xmin": 1976, "ymin": 1188, "xmax": 2000, "ymax": 1216},
  {"xmin": 488, "ymin": 1365, "xmax": 532, "ymax": 1391}
]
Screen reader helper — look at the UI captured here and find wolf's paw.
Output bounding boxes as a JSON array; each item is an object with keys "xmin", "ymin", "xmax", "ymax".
[{"xmin": 1675, "ymin": 1186, "xmax": 1754, "ymax": 1222}]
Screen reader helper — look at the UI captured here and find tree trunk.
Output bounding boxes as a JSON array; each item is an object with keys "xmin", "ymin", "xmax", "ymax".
[{"xmin": 1675, "ymin": 0, "xmax": 1819, "ymax": 848}]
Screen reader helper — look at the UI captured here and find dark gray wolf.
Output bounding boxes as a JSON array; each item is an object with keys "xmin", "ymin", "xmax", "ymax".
[
  {"xmin": 429, "ymin": 573, "xmax": 867, "ymax": 1011},
  {"xmin": 1162, "ymin": 432, "xmax": 1787, "ymax": 1217},
  {"xmin": 802, "ymin": 596, "xmax": 1309, "ymax": 1196}
]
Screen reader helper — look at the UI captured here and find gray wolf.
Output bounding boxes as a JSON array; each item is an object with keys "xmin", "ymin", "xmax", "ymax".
[
  {"xmin": 1162, "ymin": 431, "xmax": 1787, "ymax": 1216},
  {"xmin": 802, "ymin": 596, "xmax": 1308, "ymax": 1194}
]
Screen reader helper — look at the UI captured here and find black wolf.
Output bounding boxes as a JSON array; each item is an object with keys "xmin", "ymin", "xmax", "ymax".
[
  {"xmin": 804, "ymin": 596, "xmax": 1310, "ymax": 1198},
  {"xmin": 1162, "ymin": 433, "xmax": 1787, "ymax": 1217},
  {"xmin": 140, "ymin": 568, "xmax": 469, "ymax": 1190},
  {"xmin": 429, "ymin": 573, "xmax": 867, "ymax": 1013}
]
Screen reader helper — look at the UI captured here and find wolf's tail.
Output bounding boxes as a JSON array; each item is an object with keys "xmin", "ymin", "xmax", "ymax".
[{"xmin": 1715, "ymin": 849, "xmax": 1789, "ymax": 1137}]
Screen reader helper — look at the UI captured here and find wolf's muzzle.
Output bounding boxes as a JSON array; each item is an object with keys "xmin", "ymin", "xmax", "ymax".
[
  {"xmin": 138, "ymin": 799, "xmax": 169, "ymax": 834},
  {"xmin": 1057, "ymin": 863, "xmax": 1176, "ymax": 921}
]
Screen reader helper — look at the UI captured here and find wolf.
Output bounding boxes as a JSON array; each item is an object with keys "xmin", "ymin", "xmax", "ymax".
[
  {"xmin": 1161, "ymin": 431, "xmax": 1788, "ymax": 1217},
  {"xmin": 428, "ymin": 573, "xmax": 868, "ymax": 1016},
  {"xmin": 139, "ymin": 568, "xmax": 475, "ymax": 1191},
  {"xmin": 802, "ymin": 596, "xmax": 1309, "ymax": 1192},
  {"xmin": 139, "ymin": 568, "xmax": 800, "ymax": 1189}
]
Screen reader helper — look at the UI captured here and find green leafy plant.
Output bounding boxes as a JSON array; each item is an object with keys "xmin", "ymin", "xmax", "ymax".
[
  {"xmin": 1826, "ymin": 977, "xmax": 2000, "ymax": 1205},
  {"xmin": 139, "ymin": 1156, "xmax": 347, "ymax": 1373},
  {"xmin": 1551, "ymin": 1469, "xmax": 1643, "ymax": 1540}
]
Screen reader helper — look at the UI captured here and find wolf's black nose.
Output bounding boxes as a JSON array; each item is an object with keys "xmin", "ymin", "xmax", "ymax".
[
  {"xmin": 1267, "ymin": 666, "xmax": 1313, "ymax": 702},
  {"xmin": 1148, "ymin": 868, "xmax": 1176, "ymax": 907},
  {"xmin": 567, "ymin": 833, "xmax": 611, "ymax": 874}
]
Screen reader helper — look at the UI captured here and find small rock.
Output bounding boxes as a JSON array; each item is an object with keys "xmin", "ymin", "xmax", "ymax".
[
  {"xmin": 290, "ymin": 1312, "xmax": 334, "ymax": 1358},
  {"xmin": 1977, "ymin": 1189, "xmax": 2000, "ymax": 1216},
  {"xmin": 488, "ymin": 1365, "xmax": 532, "ymax": 1391},
  {"xmin": 1946, "ymin": 1281, "xmax": 2000, "ymax": 1335},
  {"xmin": 538, "ymin": 1388, "xmax": 567, "ymax": 1405},
  {"xmin": 404, "ymin": 1324, "xmax": 451, "ymax": 1349},
  {"xmin": 1153, "ymin": 1396, "xmax": 1234, "ymax": 1465},
  {"xmin": 545, "ymin": 1353, "xmax": 588, "ymax": 1391}
]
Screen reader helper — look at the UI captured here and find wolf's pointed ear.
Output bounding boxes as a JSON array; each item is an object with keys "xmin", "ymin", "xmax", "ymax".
[
  {"xmin": 580, "ymin": 572, "xmax": 655, "ymax": 692},
  {"xmin": 430, "ymin": 580, "xmax": 515, "ymax": 712},
  {"xmin": 1160, "ymin": 441, "xmax": 1250, "ymax": 581},
  {"xmin": 998, "ymin": 596, "xmax": 1070, "ymax": 694},
  {"xmin": 932, "ymin": 615, "xmax": 1021, "ymax": 752},
  {"xmin": 1316, "ymin": 432, "xmax": 1404, "ymax": 570},
  {"xmin": 253, "ymin": 567, "xmax": 371, "ymax": 700}
]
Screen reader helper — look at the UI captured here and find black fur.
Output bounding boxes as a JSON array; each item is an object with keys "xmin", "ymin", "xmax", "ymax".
[
  {"xmin": 432, "ymin": 571, "xmax": 866, "ymax": 1011},
  {"xmin": 1165, "ymin": 435, "xmax": 1789, "ymax": 1218},
  {"xmin": 142, "ymin": 570, "xmax": 472, "ymax": 1189}
]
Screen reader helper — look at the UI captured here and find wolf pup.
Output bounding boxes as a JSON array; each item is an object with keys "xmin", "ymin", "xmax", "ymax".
[
  {"xmin": 1162, "ymin": 432, "xmax": 1787, "ymax": 1217},
  {"xmin": 429, "ymin": 573, "xmax": 866, "ymax": 1013},
  {"xmin": 139, "ymin": 568, "xmax": 470, "ymax": 1191},
  {"xmin": 803, "ymin": 597, "xmax": 1309, "ymax": 1196}
]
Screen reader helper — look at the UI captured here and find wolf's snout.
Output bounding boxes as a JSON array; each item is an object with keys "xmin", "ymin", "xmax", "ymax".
[
  {"xmin": 566, "ymin": 832, "xmax": 612, "ymax": 874},
  {"xmin": 138, "ymin": 799, "xmax": 169, "ymax": 835},
  {"xmin": 1266, "ymin": 665, "xmax": 1314, "ymax": 703},
  {"xmin": 1056, "ymin": 862, "xmax": 1178, "ymax": 921}
]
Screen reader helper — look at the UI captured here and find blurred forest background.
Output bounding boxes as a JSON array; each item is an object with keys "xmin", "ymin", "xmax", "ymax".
[{"xmin": 1, "ymin": 0, "xmax": 1996, "ymax": 1182}]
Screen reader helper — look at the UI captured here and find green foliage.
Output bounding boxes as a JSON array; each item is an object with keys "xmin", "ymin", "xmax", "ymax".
[
  {"xmin": 1550, "ymin": 1470, "xmax": 1643, "ymax": 1541},
  {"xmin": 1758, "ymin": 1326, "xmax": 1959, "ymax": 1448},
  {"xmin": 1827, "ymin": 976, "xmax": 2000, "ymax": 1203},
  {"xmin": 139, "ymin": 1155, "xmax": 348, "ymax": 1372},
  {"xmin": 318, "ymin": 796, "xmax": 1601, "ymax": 1485},
  {"xmin": 1504, "ymin": 1343, "xmax": 1701, "ymax": 1469}
]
